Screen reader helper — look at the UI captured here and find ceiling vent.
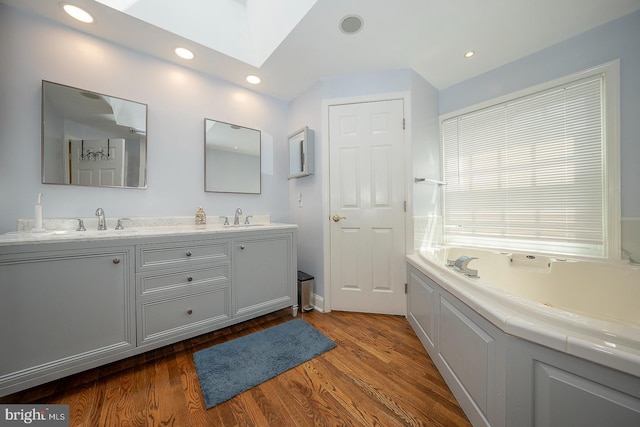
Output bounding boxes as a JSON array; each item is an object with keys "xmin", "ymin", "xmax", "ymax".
[{"xmin": 339, "ymin": 15, "xmax": 364, "ymax": 35}]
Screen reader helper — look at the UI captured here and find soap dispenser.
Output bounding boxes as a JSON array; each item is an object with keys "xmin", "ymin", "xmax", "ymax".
[
  {"xmin": 32, "ymin": 193, "xmax": 46, "ymax": 233},
  {"xmin": 195, "ymin": 206, "xmax": 207, "ymax": 226}
]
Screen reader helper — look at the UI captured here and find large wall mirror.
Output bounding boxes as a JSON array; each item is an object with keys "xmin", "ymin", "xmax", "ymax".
[
  {"xmin": 205, "ymin": 119, "xmax": 261, "ymax": 194},
  {"xmin": 42, "ymin": 81, "xmax": 147, "ymax": 188}
]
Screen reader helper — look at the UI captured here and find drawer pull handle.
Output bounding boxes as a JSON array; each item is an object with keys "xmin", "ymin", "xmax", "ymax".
[
  {"xmin": 187, "ymin": 276, "xmax": 193, "ymax": 282},
  {"xmin": 186, "ymin": 251, "xmax": 192, "ymax": 257},
  {"xmin": 112, "ymin": 258, "xmax": 120, "ymax": 264},
  {"xmin": 187, "ymin": 309, "xmax": 193, "ymax": 315},
  {"xmin": 240, "ymin": 245, "xmax": 246, "ymax": 250}
]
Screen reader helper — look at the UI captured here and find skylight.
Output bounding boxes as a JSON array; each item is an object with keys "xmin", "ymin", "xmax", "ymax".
[{"xmin": 95, "ymin": 0, "xmax": 317, "ymax": 67}]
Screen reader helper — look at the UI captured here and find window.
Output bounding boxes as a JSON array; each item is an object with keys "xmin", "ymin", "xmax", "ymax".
[{"xmin": 441, "ymin": 62, "xmax": 620, "ymax": 258}]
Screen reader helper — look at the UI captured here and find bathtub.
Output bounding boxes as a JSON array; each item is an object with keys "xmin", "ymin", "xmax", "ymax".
[{"xmin": 406, "ymin": 248, "xmax": 640, "ymax": 426}]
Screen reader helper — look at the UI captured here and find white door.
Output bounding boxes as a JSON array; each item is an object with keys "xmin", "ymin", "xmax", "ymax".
[
  {"xmin": 69, "ymin": 138, "xmax": 125, "ymax": 186},
  {"xmin": 329, "ymin": 99, "xmax": 406, "ymax": 315}
]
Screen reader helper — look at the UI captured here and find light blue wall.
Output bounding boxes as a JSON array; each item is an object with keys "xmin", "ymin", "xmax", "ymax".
[
  {"xmin": 410, "ymin": 71, "xmax": 441, "ymax": 214},
  {"xmin": 288, "ymin": 69, "xmax": 440, "ymax": 300},
  {"xmin": 0, "ymin": 4, "xmax": 290, "ymax": 233},
  {"xmin": 320, "ymin": 69, "xmax": 413, "ymax": 100},
  {"xmin": 410, "ymin": 71, "xmax": 441, "ymax": 250},
  {"xmin": 439, "ymin": 10, "xmax": 640, "ymax": 217},
  {"xmin": 288, "ymin": 81, "xmax": 323, "ymax": 295},
  {"xmin": 289, "ymin": 70, "xmax": 417, "ymax": 301}
]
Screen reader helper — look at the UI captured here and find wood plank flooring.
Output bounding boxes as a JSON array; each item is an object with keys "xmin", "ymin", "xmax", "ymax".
[{"xmin": 0, "ymin": 310, "xmax": 471, "ymax": 426}]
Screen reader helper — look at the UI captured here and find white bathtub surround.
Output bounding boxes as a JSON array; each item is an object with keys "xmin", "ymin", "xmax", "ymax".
[
  {"xmin": 429, "ymin": 247, "xmax": 640, "ymax": 328},
  {"xmin": 412, "ymin": 248, "xmax": 640, "ymax": 372},
  {"xmin": 407, "ymin": 250, "xmax": 640, "ymax": 426}
]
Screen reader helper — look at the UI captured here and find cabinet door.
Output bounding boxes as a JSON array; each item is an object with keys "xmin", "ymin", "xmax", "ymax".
[
  {"xmin": 506, "ymin": 336, "xmax": 640, "ymax": 427},
  {"xmin": 0, "ymin": 248, "xmax": 135, "ymax": 381},
  {"xmin": 407, "ymin": 266, "xmax": 437, "ymax": 352},
  {"xmin": 233, "ymin": 233, "xmax": 295, "ymax": 319}
]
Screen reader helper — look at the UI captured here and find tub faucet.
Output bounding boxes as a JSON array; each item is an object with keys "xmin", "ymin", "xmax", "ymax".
[
  {"xmin": 234, "ymin": 208, "xmax": 242, "ymax": 225},
  {"xmin": 447, "ymin": 255, "xmax": 479, "ymax": 277},
  {"xmin": 95, "ymin": 208, "xmax": 107, "ymax": 230}
]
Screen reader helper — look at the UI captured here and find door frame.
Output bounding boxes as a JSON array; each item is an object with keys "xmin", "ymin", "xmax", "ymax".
[{"xmin": 321, "ymin": 92, "xmax": 414, "ymax": 313}]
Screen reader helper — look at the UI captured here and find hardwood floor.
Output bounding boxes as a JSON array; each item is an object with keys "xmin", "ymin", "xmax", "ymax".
[{"xmin": 1, "ymin": 310, "xmax": 471, "ymax": 426}]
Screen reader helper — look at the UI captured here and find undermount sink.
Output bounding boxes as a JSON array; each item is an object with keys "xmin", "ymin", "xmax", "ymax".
[
  {"xmin": 224, "ymin": 224, "xmax": 265, "ymax": 228},
  {"xmin": 54, "ymin": 229, "xmax": 138, "ymax": 236}
]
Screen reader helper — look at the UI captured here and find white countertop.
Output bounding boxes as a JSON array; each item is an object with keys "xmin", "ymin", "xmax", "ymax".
[{"xmin": 0, "ymin": 216, "xmax": 296, "ymax": 246}]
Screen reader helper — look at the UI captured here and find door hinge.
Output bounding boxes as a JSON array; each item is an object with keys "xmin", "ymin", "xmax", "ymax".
[
  {"xmin": 403, "ymin": 201, "xmax": 406, "ymax": 212},
  {"xmin": 402, "ymin": 118, "xmax": 406, "ymax": 130},
  {"xmin": 405, "ymin": 283, "xmax": 408, "ymax": 294}
]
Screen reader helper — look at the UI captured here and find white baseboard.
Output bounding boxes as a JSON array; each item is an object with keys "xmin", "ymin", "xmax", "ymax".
[{"xmin": 311, "ymin": 293, "xmax": 325, "ymax": 312}]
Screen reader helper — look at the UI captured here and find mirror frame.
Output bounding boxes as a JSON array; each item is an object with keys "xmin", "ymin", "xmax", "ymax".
[
  {"xmin": 41, "ymin": 80, "xmax": 148, "ymax": 189},
  {"xmin": 288, "ymin": 126, "xmax": 314, "ymax": 179},
  {"xmin": 204, "ymin": 119, "xmax": 261, "ymax": 194}
]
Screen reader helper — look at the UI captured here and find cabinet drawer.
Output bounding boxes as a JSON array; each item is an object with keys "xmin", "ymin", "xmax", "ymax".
[
  {"xmin": 138, "ymin": 287, "xmax": 230, "ymax": 345},
  {"xmin": 137, "ymin": 240, "xmax": 229, "ymax": 271},
  {"xmin": 137, "ymin": 264, "xmax": 229, "ymax": 298}
]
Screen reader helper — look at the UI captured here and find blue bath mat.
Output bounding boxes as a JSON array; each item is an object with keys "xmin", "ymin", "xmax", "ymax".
[{"xmin": 193, "ymin": 318, "xmax": 336, "ymax": 408}]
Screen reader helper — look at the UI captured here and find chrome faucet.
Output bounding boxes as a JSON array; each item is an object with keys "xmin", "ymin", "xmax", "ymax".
[
  {"xmin": 234, "ymin": 208, "xmax": 242, "ymax": 225},
  {"xmin": 447, "ymin": 255, "xmax": 479, "ymax": 277},
  {"xmin": 95, "ymin": 208, "xmax": 107, "ymax": 230}
]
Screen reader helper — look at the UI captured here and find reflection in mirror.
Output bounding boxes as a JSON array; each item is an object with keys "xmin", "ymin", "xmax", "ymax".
[
  {"xmin": 288, "ymin": 126, "xmax": 314, "ymax": 179},
  {"xmin": 205, "ymin": 119, "xmax": 261, "ymax": 194},
  {"xmin": 42, "ymin": 81, "xmax": 147, "ymax": 188}
]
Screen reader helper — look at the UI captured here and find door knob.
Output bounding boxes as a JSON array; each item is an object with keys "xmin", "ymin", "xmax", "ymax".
[{"xmin": 332, "ymin": 215, "xmax": 346, "ymax": 222}]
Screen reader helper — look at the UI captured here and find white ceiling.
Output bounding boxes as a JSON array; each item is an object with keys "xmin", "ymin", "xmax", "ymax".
[
  {"xmin": 4, "ymin": 0, "xmax": 640, "ymax": 101},
  {"xmin": 94, "ymin": 0, "xmax": 318, "ymax": 67}
]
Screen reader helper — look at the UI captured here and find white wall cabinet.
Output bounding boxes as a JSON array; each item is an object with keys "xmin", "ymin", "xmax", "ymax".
[
  {"xmin": 407, "ymin": 262, "xmax": 640, "ymax": 427},
  {"xmin": 0, "ymin": 227, "xmax": 297, "ymax": 397}
]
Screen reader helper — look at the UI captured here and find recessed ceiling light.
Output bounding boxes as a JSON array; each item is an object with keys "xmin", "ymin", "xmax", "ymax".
[
  {"xmin": 174, "ymin": 47, "xmax": 194, "ymax": 60},
  {"xmin": 61, "ymin": 3, "xmax": 94, "ymax": 23},
  {"xmin": 246, "ymin": 75, "xmax": 261, "ymax": 85},
  {"xmin": 464, "ymin": 51, "xmax": 475, "ymax": 58}
]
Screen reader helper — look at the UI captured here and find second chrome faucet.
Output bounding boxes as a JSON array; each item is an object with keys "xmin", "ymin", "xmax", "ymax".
[
  {"xmin": 233, "ymin": 208, "xmax": 242, "ymax": 225},
  {"xmin": 95, "ymin": 208, "xmax": 107, "ymax": 230}
]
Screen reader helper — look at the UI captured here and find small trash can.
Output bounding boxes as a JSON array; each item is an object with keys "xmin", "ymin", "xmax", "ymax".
[{"xmin": 297, "ymin": 271, "xmax": 314, "ymax": 312}]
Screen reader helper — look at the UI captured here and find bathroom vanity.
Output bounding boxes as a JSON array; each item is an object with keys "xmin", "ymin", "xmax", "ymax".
[{"xmin": 0, "ymin": 222, "xmax": 297, "ymax": 397}]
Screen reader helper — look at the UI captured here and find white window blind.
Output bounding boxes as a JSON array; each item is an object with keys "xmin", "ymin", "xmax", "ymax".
[{"xmin": 442, "ymin": 75, "xmax": 605, "ymax": 257}]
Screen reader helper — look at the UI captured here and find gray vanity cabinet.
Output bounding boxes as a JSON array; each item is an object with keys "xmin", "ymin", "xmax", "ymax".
[
  {"xmin": 233, "ymin": 231, "xmax": 297, "ymax": 320},
  {"xmin": 135, "ymin": 237, "xmax": 232, "ymax": 346},
  {"xmin": 0, "ymin": 242, "xmax": 136, "ymax": 394},
  {"xmin": 0, "ymin": 225, "xmax": 297, "ymax": 397}
]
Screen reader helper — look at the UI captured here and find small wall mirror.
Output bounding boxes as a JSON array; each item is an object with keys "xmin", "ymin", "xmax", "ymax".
[
  {"xmin": 288, "ymin": 126, "xmax": 314, "ymax": 179},
  {"xmin": 205, "ymin": 119, "xmax": 261, "ymax": 194},
  {"xmin": 42, "ymin": 81, "xmax": 147, "ymax": 188}
]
